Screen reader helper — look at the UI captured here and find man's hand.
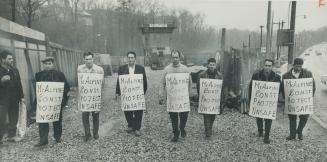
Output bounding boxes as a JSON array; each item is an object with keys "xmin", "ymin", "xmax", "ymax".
[
  {"xmin": 1, "ymin": 75, "xmax": 11, "ymax": 82},
  {"xmin": 115, "ymin": 94, "xmax": 120, "ymax": 101},
  {"xmin": 21, "ymin": 98, "xmax": 25, "ymax": 104},
  {"xmin": 159, "ymin": 98, "xmax": 165, "ymax": 105}
]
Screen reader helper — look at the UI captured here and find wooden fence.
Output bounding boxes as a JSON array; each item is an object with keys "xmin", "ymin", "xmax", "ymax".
[
  {"xmin": 220, "ymin": 47, "xmax": 264, "ymax": 113},
  {"xmin": 0, "ymin": 17, "xmax": 112, "ymax": 114}
]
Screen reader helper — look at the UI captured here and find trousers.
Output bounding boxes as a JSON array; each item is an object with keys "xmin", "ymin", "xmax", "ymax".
[
  {"xmin": 38, "ymin": 110, "xmax": 63, "ymax": 144},
  {"xmin": 82, "ymin": 112, "xmax": 99, "ymax": 136},
  {"xmin": 169, "ymin": 112, "xmax": 189, "ymax": 136},
  {"xmin": 124, "ymin": 110, "xmax": 143, "ymax": 130},
  {"xmin": 204, "ymin": 114, "xmax": 216, "ymax": 135},
  {"xmin": 256, "ymin": 118, "xmax": 272, "ymax": 136},
  {"xmin": 288, "ymin": 114, "xmax": 309, "ymax": 137},
  {"xmin": 0, "ymin": 101, "xmax": 19, "ymax": 140}
]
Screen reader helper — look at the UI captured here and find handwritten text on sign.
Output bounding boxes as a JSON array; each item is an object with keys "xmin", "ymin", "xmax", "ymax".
[
  {"xmin": 249, "ymin": 81, "xmax": 280, "ymax": 119},
  {"xmin": 119, "ymin": 74, "xmax": 146, "ymax": 111},
  {"xmin": 36, "ymin": 82, "xmax": 64, "ymax": 123},
  {"xmin": 284, "ymin": 78, "xmax": 314, "ymax": 115},
  {"xmin": 198, "ymin": 79, "xmax": 222, "ymax": 114},
  {"xmin": 166, "ymin": 73, "xmax": 190, "ymax": 112},
  {"xmin": 78, "ymin": 73, "xmax": 104, "ymax": 112}
]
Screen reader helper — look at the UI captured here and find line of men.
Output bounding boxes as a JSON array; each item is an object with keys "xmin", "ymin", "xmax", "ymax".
[
  {"xmin": 0, "ymin": 49, "xmax": 315, "ymax": 148},
  {"xmin": 249, "ymin": 58, "xmax": 315, "ymax": 144}
]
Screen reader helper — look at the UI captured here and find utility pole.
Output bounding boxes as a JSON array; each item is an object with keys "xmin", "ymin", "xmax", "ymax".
[
  {"xmin": 220, "ymin": 28, "xmax": 227, "ymax": 111},
  {"xmin": 270, "ymin": 12, "xmax": 274, "ymax": 59},
  {"xmin": 276, "ymin": 21, "xmax": 281, "ymax": 60},
  {"xmin": 266, "ymin": 1, "xmax": 272, "ymax": 56},
  {"xmin": 221, "ymin": 28, "xmax": 226, "ymax": 52},
  {"xmin": 220, "ymin": 28, "xmax": 226, "ymax": 73},
  {"xmin": 260, "ymin": 25, "xmax": 264, "ymax": 50},
  {"xmin": 248, "ymin": 34, "xmax": 251, "ymax": 49},
  {"xmin": 288, "ymin": 1, "xmax": 296, "ymax": 67}
]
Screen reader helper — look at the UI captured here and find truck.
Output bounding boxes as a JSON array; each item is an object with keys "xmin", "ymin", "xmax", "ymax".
[
  {"xmin": 146, "ymin": 47, "xmax": 170, "ymax": 70},
  {"xmin": 145, "ymin": 46, "xmax": 186, "ymax": 70}
]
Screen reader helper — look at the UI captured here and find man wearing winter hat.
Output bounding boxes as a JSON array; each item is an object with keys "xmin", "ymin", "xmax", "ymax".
[{"xmin": 281, "ymin": 58, "xmax": 315, "ymax": 141}]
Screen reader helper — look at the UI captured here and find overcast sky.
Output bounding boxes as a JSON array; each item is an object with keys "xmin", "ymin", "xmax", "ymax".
[{"xmin": 160, "ymin": 0, "xmax": 327, "ymax": 33}]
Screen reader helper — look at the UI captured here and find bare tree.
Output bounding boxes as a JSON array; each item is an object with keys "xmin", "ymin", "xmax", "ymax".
[{"xmin": 18, "ymin": 0, "xmax": 49, "ymax": 28}]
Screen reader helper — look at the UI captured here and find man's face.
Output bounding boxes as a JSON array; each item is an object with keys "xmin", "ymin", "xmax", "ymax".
[
  {"xmin": 127, "ymin": 53, "xmax": 136, "ymax": 66},
  {"xmin": 2, "ymin": 55, "xmax": 14, "ymax": 67},
  {"xmin": 208, "ymin": 62, "xmax": 216, "ymax": 72},
  {"xmin": 84, "ymin": 55, "xmax": 94, "ymax": 68},
  {"xmin": 263, "ymin": 61, "xmax": 273, "ymax": 73},
  {"xmin": 43, "ymin": 61, "xmax": 54, "ymax": 70},
  {"xmin": 293, "ymin": 65, "xmax": 303, "ymax": 73},
  {"xmin": 171, "ymin": 52, "xmax": 180, "ymax": 66}
]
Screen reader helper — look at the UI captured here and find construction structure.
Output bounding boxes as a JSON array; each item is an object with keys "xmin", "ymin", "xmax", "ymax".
[{"xmin": 139, "ymin": 16, "xmax": 178, "ymax": 69}]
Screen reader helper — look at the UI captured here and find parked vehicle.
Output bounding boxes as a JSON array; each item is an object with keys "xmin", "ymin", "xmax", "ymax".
[{"xmin": 145, "ymin": 47, "xmax": 186, "ymax": 70}]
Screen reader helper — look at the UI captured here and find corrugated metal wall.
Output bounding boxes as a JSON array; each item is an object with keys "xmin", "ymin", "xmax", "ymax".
[{"xmin": 0, "ymin": 17, "xmax": 112, "ymax": 113}]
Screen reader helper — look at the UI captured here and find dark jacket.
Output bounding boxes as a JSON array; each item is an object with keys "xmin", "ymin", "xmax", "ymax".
[
  {"xmin": 35, "ymin": 70, "xmax": 70, "ymax": 107},
  {"xmin": 196, "ymin": 69, "xmax": 223, "ymax": 94},
  {"xmin": 0, "ymin": 65, "xmax": 24, "ymax": 103},
  {"xmin": 115, "ymin": 64, "xmax": 147, "ymax": 96},
  {"xmin": 248, "ymin": 69, "xmax": 281, "ymax": 99},
  {"xmin": 281, "ymin": 68, "xmax": 316, "ymax": 98}
]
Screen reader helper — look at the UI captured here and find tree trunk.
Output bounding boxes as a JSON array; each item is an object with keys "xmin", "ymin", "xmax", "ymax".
[
  {"xmin": 11, "ymin": 0, "xmax": 16, "ymax": 22},
  {"xmin": 27, "ymin": 0, "xmax": 32, "ymax": 28}
]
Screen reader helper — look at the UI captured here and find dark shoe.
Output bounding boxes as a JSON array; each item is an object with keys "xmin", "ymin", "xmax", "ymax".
[
  {"xmin": 84, "ymin": 135, "xmax": 91, "ymax": 142},
  {"xmin": 258, "ymin": 131, "xmax": 263, "ymax": 137},
  {"xmin": 171, "ymin": 136, "xmax": 178, "ymax": 142},
  {"xmin": 205, "ymin": 134, "xmax": 212, "ymax": 140},
  {"xmin": 286, "ymin": 136, "xmax": 296, "ymax": 140},
  {"xmin": 134, "ymin": 130, "xmax": 141, "ymax": 137},
  {"xmin": 93, "ymin": 134, "xmax": 99, "ymax": 140},
  {"xmin": 126, "ymin": 127, "xmax": 134, "ymax": 133},
  {"xmin": 55, "ymin": 138, "xmax": 61, "ymax": 143},
  {"xmin": 181, "ymin": 129, "xmax": 186, "ymax": 138},
  {"xmin": 263, "ymin": 137, "xmax": 270, "ymax": 144},
  {"xmin": 34, "ymin": 142, "xmax": 48, "ymax": 147},
  {"xmin": 298, "ymin": 133, "xmax": 303, "ymax": 140},
  {"xmin": 210, "ymin": 129, "xmax": 213, "ymax": 136},
  {"xmin": 7, "ymin": 137, "xmax": 16, "ymax": 142}
]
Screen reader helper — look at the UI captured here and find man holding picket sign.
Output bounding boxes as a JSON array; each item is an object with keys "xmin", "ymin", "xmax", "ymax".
[
  {"xmin": 116, "ymin": 51, "xmax": 147, "ymax": 137},
  {"xmin": 281, "ymin": 58, "xmax": 315, "ymax": 141},
  {"xmin": 248, "ymin": 59, "xmax": 281, "ymax": 144},
  {"xmin": 77, "ymin": 52, "xmax": 104, "ymax": 142},
  {"xmin": 160, "ymin": 50, "xmax": 192, "ymax": 142},
  {"xmin": 34, "ymin": 56, "xmax": 70, "ymax": 147},
  {"xmin": 196, "ymin": 58, "xmax": 223, "ymax": 139}
]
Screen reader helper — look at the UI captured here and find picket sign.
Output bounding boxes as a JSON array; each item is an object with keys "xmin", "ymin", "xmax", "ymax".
[
  {"xmin": 36, "ymin": 82, "xmax": 64, "ymax": 123},
  {"xmin": 119, "ymin": 74, "xmax": 146, "ymax": 111},
  {"xmin": 165, "ymin": 73, "xmax": 190, "ymax": 112},
  {"xmin": 198, "ymin": 78, "xmax": 222, "ymax": 114},
  {"xmin": 249, "ymin": 80, "xmax": 280, "ymax": 120},
  {"xmin": 17, "ymin": 102, "xmax": 27, "ymax": 138},
  {"xmin": 284, "ymin": 78, "xmax": 314, "ymax": 115},
  {"xmin": 78, "ymin": 73, "xmax": 104, "ymax": 112}
]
